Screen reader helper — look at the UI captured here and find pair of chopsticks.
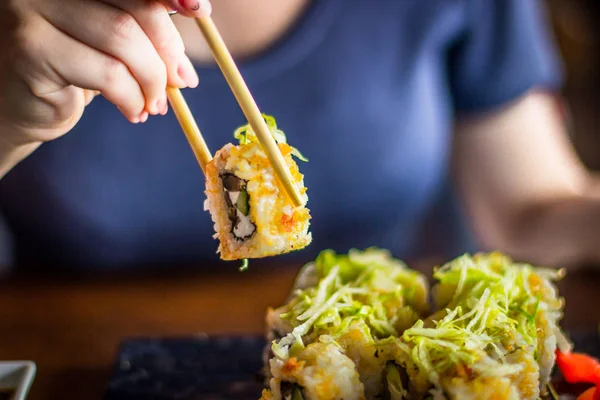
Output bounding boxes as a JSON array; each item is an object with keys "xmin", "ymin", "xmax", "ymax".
[{"xmin": 166, "ymin": 16, "xmax": 304, "ymax": 208}]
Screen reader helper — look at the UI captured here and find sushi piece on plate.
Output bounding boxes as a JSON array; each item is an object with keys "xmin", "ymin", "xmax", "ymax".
[
  {"xmin": 430, "ymin": 253, "xmax": 569, "ymax": 395},
  {"xmin": 204, "ymin": 115, "xmax": 311, "ymax": 260},
  {"xmin": 391, "ymin": 252, "xmax": 570, "ymax": 399},
  {"xmin": 262, "ymin": 248, "xmax": 429, "ymax": 399}
]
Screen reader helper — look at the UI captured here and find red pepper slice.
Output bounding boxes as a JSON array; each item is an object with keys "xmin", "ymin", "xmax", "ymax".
[
  {"xmin": 577, "ymin": 386, "xmax": 600, "ymax": 400},
  {"xmin": 556, "ymin": 350, "xmax": 600, "ymax": 385}
]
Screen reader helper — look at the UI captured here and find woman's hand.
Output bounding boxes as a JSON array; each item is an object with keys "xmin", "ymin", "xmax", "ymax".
[{"xmin": 0, "ymin": 0, "xmax": 211, "ymax": 176}]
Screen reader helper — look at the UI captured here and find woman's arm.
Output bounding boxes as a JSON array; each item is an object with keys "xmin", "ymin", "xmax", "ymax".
[{"xmin": 453, "ymin": 90, "xmax": 600, "ymax": 267}]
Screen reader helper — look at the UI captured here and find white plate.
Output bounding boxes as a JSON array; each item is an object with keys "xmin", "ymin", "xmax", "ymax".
[{"xmin": 0, "ymin": 361, "xmax": 36, "ymax": 400}]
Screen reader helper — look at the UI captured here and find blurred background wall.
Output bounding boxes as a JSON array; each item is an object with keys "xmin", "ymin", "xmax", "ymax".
[{"xmin": 548, "ymin": 0, "xmax": 600, "ymax": 170}]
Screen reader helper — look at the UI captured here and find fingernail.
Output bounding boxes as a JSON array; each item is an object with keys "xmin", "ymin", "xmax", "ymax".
[
  {"xmin": 177, "ymin": 56, "xmax": 199, "ymax": 88},
  {"xmin": 179, "ymin": 0, "xmax": 211, "ymax": 17},
  {"xmin": 156, "ymin": 95, "xmax": 167, "ymax": 116},
  {"xmin": 139, "ymin": 112, "xmax": 149, "ymax": 123},
  {"xmin": 160, "ymin": 99, "xmax": 169, "ymax": 116},
  {"xmin": 128, "ymin": 112, "xmax": 140, "ymax": 123},
  {"xmin": 151, "ymin": 96, "xmax": 165, "ymax": 115},
  {"xmin": 199, "ymin": 0, "xmax": 212, "ymax": 17}
]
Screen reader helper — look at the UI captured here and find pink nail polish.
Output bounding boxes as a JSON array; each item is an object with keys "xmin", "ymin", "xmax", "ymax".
[
  {"xmin": 178, "ymin": 0, "xmax": 211, "ymax": 17},
  {"xmin": 177, "ymin": 0, "xmax": 194, "ymax": 11}
]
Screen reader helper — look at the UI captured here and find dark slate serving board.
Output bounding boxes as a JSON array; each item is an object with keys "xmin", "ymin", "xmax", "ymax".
[
  {"xmin": 104, "ymin": 335, "xmax": 266, "ymax": 400},
  {"xmin": 104, "ymin": 331, "xmax": 600, "ymax": 400}
]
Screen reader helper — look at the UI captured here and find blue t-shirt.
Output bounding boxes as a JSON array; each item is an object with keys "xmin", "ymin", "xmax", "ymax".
[{"xmin": 0, "ymin": 0, "xmax": 562, "ymax": 269}]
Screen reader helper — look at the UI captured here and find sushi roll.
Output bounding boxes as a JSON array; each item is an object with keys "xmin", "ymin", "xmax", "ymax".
[
  {"xmin": 389, "ymin": 252, "xmax": 569, "ymax": 399},
  {"xmin": 204, "ymin": 115, "xmax": 312, "ymax": 260},
  {"xmin": 431, "ymin": 253, "xmax": 568, "ymax": 394},
  {"xmin": 262, "ymin": 248, "xmax": 429, "ymax": 399}
]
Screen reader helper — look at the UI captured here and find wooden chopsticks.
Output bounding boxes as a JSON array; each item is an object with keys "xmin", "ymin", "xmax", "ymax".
[
  {"xmin": 165, "ymin": 14, "xmax": 304, "ymax": 207},
  {"xmin": 194, "ymin": 17, "xmax": 305, "ymax": 208}
]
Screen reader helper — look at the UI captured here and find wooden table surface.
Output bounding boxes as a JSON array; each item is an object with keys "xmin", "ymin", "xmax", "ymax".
[{"xmin": 0, "ymin": 264, "xmax": 599, "ymax": 400}]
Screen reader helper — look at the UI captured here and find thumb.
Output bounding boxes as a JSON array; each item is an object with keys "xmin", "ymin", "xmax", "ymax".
[{"xmin": 160, "ymin": 0, "xmax": 212, "ymax": 18}]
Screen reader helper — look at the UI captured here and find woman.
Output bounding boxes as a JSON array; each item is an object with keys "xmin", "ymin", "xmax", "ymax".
[{"xmin": 0, "ymin": 0, "xmax": 594, "ymax": 270}]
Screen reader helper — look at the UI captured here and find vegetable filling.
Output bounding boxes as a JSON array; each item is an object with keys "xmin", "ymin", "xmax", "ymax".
[
  {"xmin": 221, "ymin": 172, "xmax": 256, "ymax": 240},
  {"xmin": 280, "ymin": 382, "xmax": 304, "ymax": 400},
  {"xmin": 385, "ymin": 361, "xmax": 408, "ymax": 400}
]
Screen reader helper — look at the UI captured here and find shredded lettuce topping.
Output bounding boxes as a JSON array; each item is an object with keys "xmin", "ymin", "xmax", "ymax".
[
  {"xmin": 268, "ymin": 249, "xmax": 569, "ymax": 396},
  {"xmin": 397, "ymin": 252, "xmax": 566, "ymax": 389},
  {"xmin": 433, "ymin": 252, "xmax": 564, "ymax": 346},
  {"xmin": 233, "ymin": 114, "xmax": 308, "ymax": 162},
  {"xmin": 272, "ymin": 248, "xmax": 426, "ymax": 359}
]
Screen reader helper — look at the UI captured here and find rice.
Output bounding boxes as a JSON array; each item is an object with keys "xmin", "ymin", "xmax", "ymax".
[
  {"xmin": 260, "ymin": 341, "xmax": 365, "ymax": 400},
  {"xmin": 442, "ymin": 376, "xmax": 520, "ymax": 400}
]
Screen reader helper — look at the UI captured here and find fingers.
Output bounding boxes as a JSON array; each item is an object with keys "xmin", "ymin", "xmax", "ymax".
[
  {"xmin": 159, "ymin": 0, "xmax": 212, "ymax": 18},
  {"xmin": 31, "ymin": 20, "xmax": 147, "ymax": 122},
  {"xmin": 38, "ymin": 0, "xmax": 186, "ymax": 117},
  {"xmin": 102, "ymin": 0, "xmax": 199, "ymax": 94}
]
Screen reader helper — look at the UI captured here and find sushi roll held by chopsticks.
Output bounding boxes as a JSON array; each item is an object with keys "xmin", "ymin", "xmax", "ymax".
[{"xmin": 204, "ymin": 115, "xmax": 312, "ymax": 260}]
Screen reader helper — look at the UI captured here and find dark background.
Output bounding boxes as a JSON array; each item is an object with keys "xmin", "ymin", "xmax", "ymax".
[{"xmin": 548, "ymin": 0, "xmax": 600, "ymax": 170}]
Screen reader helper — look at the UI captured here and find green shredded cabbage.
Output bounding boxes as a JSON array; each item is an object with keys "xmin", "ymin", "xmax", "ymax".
[
  {"xmin": 272, "ymin": 248, "xmax": 426, "ymax": 359},
  {"xmin": 232, "ymin": 114, "xmax": 308, "ymax": 162},
  {"xmin": 398, "ymin": 252, "xmax": 565, "ymax": 390}
]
